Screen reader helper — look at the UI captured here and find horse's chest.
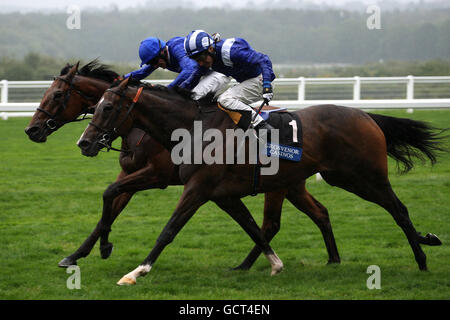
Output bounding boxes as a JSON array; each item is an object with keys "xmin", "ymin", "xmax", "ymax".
[{"xmin": 118, "ymin": 137, "xmax": 148, "ymax": 173}]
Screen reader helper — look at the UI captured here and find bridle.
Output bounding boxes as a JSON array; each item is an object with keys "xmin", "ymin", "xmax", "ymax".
[
  {"xmin": 36, "ymin": 75, "xmax": 97, "ymax": 130},
  {"xmin": 88, "ymin": 85, "xmax": 144, "ymax": 153}
]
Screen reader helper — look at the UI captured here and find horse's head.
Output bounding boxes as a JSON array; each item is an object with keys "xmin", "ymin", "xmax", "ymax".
[
  {"xmin": 25, "ymin": 61, "xmax": 100, "ymax": 142},
  {"xmin": 77, "ymin": 77, "xmax": 136, "ymax": 157}
]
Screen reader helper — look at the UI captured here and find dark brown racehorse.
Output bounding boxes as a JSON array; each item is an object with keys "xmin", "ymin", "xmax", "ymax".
[
  {"xmin": 25, "ymin": 61, "xmax": 341, "ymax": 270},
  {"xmin": 78, "ymin": 77, "xmax": 445, "ymax": 285}
]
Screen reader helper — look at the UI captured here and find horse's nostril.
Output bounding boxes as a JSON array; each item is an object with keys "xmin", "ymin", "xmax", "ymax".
[
  {"xmin": 78, "ymin": 139, "xmax": 91, "ymax": 149},
  {"xmin": 25, "ymin": 126, "xmax": 39, "ymax": 136}
]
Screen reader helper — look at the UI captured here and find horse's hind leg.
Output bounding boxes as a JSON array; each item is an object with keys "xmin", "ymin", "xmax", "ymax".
[
  {"xmin": 233, "ymin": 190, "xmax": 287, "ymax": 270},
  {"xmin": 215, "ymin": 198, "xmax": 284, "ymax": 276},
  {"xmin": 321, "ymin": 170, "xmax": 429, "ymax": 270},
  {"xmin": 234, "ymin": 182, "xmax": 340, "ymax": 270},
  {"xmin": 286, "ymin": 183, "xmax": 340, "ymax": 264}
]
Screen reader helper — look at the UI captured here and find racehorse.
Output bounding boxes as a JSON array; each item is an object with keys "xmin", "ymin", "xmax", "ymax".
[
  {"xmin": 25, "ymin": 61, "xmax": 341, "ymax": 270},
  {"xmin": 78, "ymin": 77, "xmax": 445, "ymax": 285}
]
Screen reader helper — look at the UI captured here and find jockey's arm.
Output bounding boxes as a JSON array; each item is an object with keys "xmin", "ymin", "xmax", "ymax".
[
  {"xmin": 169, "ymin": 57, "xmax": 206, "ymax": 89},
  {"xmin": 124, "ymin": 64, "xmax": 156, "ymax": 80},
  {"xmin": 232, "ymin": 41, "xmax": 276, "ymax": 88}
]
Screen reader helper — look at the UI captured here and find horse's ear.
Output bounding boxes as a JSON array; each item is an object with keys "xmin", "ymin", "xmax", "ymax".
[
  {"xmin": 66, "ymin": 61, "xmax": 79, "ymax": 80},
  {"xmin": 118, "ymin": 77, "xmax": 130, "ymax": 90}
]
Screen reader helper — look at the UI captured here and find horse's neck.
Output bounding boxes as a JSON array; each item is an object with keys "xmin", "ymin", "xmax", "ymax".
[
  {"xmin": 77, "ymin": 76, "xmax": 111, "ymax": 112},
  {"xmin": 135, "ymin": 94, "xmax": 235, "ymax": 153},
  {"xmin": 134, "ymin": 92, "xmax": 200, "ymax": 150}
]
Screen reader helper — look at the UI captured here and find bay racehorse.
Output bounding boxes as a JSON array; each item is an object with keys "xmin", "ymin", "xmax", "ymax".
[
  {"xmin": 78, "ymin": 77, "xmax": 445, "ymax": 285},
  {"xmin": 25, "ymin": 61, "xmax": 341, "ymax": 270}
]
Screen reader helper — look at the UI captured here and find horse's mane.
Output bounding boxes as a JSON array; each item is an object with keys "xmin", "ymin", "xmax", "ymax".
[
  {"xmin": 109, "ymin": 75, "xmax": 217, "ymax": 108},
  {"xmin": 60, "ymin": 59, "xmax": 119, "ymax": 83},
  {"xmin": 109, "ymin": 77, "xmax": 195, "ymax": 101}
]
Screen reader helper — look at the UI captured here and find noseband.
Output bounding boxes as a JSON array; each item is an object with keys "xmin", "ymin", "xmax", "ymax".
[
  {"xmin": 37, "ymin": 75, "xmax": 97, "ymax": 130},
  {"xmin": 89, "ymin": 86, "xmax": 144, "ymax": 153}
]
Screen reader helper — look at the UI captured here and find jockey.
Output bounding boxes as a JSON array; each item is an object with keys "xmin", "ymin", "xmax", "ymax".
[
  {"xmin": 124, "ymin": 36, "xmax": 207, "ymax": 90},
  {"xmin": 184, "ymin": 30, "xmax": 275, "ymax": 131}
]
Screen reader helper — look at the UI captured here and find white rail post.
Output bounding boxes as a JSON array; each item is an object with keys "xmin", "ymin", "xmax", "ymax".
[
  {"xmin": 406, "ymin": 75, "xmax": 414, "ymax": 113},
  {"xmin": 298, "ymin": 76, "xmax": 305, "ymax": 101},
  {"xmin": 407, "ymin": 75, "xmax": 414, "ymax": 99},
  {"xmin": 1, "ymin": 80, "xmax": 8, "ymax": 104},
  {"xmin": 353, "ymin": 76, "xmax": 361, "ymax": 100}
]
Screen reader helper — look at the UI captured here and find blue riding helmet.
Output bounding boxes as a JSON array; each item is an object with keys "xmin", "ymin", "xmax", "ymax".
[
  {"xmin": 184, "ymin": 30, "xmax": 213, "ymax": 57},
  {"xmin": 139, "ymin": 37, "xmax": 166, "ymax": 67}
]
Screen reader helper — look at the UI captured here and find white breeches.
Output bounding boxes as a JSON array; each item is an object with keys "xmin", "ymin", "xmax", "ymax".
[
  {"xmin": 192, "ymin": 73, "xmax": 266, "ymax": 126},
  {"xmin": 191, "ymin": 71, "xmax": 231, "ymax": 101}
]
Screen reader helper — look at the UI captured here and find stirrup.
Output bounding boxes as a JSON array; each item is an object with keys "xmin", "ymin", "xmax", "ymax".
[
  {"xmin": 253, "ymin": 120, "xmax": 274, "ymax": 131},
  {"xmin": 251, "ymin": 121, "xmax": 273, "ymax": 143}
]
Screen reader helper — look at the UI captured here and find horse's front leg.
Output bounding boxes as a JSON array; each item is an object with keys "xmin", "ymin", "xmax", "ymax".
[
  {"xmin": 117, "ymin": 184, "xmax": 207, "ymax": 285},
  {"xmin": 97, "ymin": 163, "xmax": 172, "ymax": 259},
  {"xmin": 58, "ymin": 164, "xmax": 170, "ymax": 267},
  {"xmin": 58, "ymin": 170, "xmax": 129, "ymax": 267}
]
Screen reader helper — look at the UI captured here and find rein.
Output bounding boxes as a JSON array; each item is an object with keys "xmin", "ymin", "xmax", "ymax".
[
  {"xmin": 37, "ymin": 75, "xmax": 96, "ymax": 130},
  {"xmin": 90, "ymin": 85, "xmax": 144, "ymax": 154}
]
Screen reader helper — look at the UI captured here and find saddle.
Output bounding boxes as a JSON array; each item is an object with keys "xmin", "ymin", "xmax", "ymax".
[
  {"xmin": 217, "ymin": 102, "xmax": 302, "ymax": 164},
  {"xmin": 216, "ymin": 102, "xmax": 303, "ymax": 196},
  {"xmin": 254, "ymin": 105, "xmax": 288, "ymax": 121},
  {"xmin": 216, "ymin": 103, "xmax": 287, "ymax": 129}
]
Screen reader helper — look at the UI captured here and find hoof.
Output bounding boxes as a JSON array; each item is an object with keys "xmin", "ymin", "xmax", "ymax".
[
  {"xmin": 58, "ymin": 257, "xmax": 77, "ymax": 268},
  {"xmin": 100, "ymin": 242, "xmax": 113, "ymax": 259},
  {"xmin": 230, "ymin": 263, "xmax": 251, "ymax": 271},
  {"xmin": 419, "ymin": 264, "xmax": 428, "ymax": 271},
  {"xmin": 426, "ymin": 233, "xmax": 442, "ymax": 246},
  {"xmin": 327, "ymin": 259, "xmax": 341, "ymax": 265},
  {"xmin": 271, "ymin": 263, "xmax": 283, "ymax": 276},
  {"xmin": 117, "ymin": 276, "xmax": 136, "ymax": 286}
]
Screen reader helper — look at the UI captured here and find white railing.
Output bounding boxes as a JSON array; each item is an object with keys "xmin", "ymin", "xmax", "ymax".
[{"xmin": 1, "ymin": 76, "xmax": 450, "ymax": 119}]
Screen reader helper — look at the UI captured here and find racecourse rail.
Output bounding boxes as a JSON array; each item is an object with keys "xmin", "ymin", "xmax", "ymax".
[{"xmin": 1, "ymin": 76, "xmax": 450, "ymax": 120}]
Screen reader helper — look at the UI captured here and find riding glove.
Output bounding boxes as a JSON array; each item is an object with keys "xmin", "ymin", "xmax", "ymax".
[
  {"xmin": 211, "ymin": 32, "xmax": 221, "ymax": 43},
  {"xmin": 262, "ymin": 82, "xmax": 273, "ymax": 102}
]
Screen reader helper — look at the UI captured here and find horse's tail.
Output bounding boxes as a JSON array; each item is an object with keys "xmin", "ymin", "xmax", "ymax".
[{"xmin": 367, "ymin": 113, "xmax": 448, "ymax": 174}]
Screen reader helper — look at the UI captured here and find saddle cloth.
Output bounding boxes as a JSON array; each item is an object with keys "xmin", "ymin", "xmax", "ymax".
[
  {"xmin": 216, "ymin": 103, "xmax": 303, "ymax": 162},
  {"xmin": 217, "ymin": 103, "xmax": 288, "ymax": 129},
  {"xmin": 265, "ymin": 111, "xmax": 303, "ymax": 162}
]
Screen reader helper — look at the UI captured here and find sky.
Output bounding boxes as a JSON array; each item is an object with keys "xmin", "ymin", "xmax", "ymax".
[{"xmin": 0, "ymin": 0, "xmax": 440, "ymax": 12}]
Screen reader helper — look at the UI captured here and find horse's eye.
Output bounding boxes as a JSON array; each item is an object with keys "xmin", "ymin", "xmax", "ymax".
[
  {"xmin": 54, "ymin": 91, "xmax": 63, "ymax": 99},
  {"xmin": 103, "ymin": 104, "xmax": 113, "ymax": 112}
]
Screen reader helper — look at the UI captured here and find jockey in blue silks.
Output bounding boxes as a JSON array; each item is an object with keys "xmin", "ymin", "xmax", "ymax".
[
  {"xmin": 125, "ymin": 36, "xmax": 227, "ymax": 90},
  {"xmin": 184, "ymin": 30, "xmax": 275, "ymax": 130}
]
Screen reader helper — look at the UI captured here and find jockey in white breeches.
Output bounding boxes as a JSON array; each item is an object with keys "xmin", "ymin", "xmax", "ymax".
[{"xmin": 184, "ymin": 30, "xmax": 275, "ymax": 131}]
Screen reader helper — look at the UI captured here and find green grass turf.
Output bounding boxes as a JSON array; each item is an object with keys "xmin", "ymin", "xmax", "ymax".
[{"xmin": 0, "ymin": 110, "xmax": 448, "ymax": 299}]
